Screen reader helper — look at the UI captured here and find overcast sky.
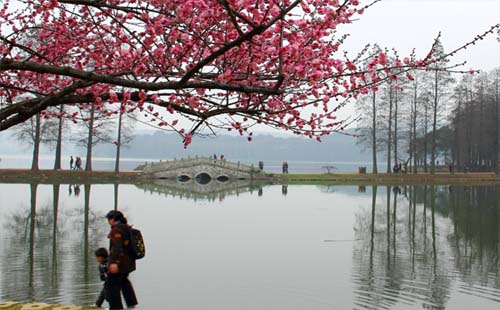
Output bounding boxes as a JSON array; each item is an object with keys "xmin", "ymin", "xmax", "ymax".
[{"xmin": 344, "ymin": 0, "xmax": 499, "ymax": 70}]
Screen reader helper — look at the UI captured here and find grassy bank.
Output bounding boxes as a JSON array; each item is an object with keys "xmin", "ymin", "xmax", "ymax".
[
  {"xmin": 1, "ymin": 169, "xmax": 500, "ymax": 185},
  {"xmin": 0, "ymin": 169, "xmax": 141, "ymax": 184},
  {"xmin": 275, "ymin": 172, "xmax": 500, "ymax": 185}
]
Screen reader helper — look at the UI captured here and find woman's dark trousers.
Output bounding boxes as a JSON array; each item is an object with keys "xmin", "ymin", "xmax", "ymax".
[{"xmin": 105, "ymin": 273, "xmax": 138, "ymax": 309}]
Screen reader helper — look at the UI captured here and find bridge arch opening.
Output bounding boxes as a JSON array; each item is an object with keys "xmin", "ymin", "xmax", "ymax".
[
  {"xmin": 177, "ymin": 175, "xmax": 191, "ymax": 182},
  {"xmin": 216, "ymin": 175, "xmax": 230, "ymax": 182},
  {"xmin": 195, "ymin": 173, "xmax": 212, "ymax": 184}
]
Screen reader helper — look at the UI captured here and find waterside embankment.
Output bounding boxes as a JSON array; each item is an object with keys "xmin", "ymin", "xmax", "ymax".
[{"xmin": 1, "ymin": 169, "xmax": 499, "ymax": 185}]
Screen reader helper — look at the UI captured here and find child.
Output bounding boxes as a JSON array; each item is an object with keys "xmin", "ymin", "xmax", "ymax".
[{"xmin": 94, "ymin": 247, "xmax": 109, "ymax": 308}]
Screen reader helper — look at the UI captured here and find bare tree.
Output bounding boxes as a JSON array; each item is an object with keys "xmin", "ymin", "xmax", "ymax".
[
  {"xmin": 356, "ymin": 88, "xmax": 381, "ymax": 174},
  {"xmin": 114, "ymin": 102, "xmax": 135, "ymax": 172},
  {"xmin": 427, "ymin": 39, "xmax": 454, "ymax": 173},
  {"xmin": 74, "ymin": 104, "xmax": 113, "ymax": 171},
  {"xmin": 15, "ymin": 112, "xmax": 57, "ymax": 170}
]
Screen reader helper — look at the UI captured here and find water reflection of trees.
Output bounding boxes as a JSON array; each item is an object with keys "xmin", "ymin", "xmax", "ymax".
[
  {"xmin": 1, "ymin": 183, "xmax": 108, "ymax": 305},
  {"xmin": 448, "ymin": 187, "xmax": 500, "ymax": 295},
  {"xmin": 352, "ymin": 185, "xmax": 500, "ymax": 309}
]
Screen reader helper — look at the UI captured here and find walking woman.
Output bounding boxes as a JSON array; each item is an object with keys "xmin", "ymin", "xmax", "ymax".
[{"xmin": 105, "ymin": 210, "xmax": 139, "ymax": 309}]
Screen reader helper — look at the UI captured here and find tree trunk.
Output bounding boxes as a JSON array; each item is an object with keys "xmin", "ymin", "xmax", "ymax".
[
  {"xmin": 412, "ymin": 80, "xmax": 418, "ymax": 173},
  {"xmin": 54, "ymin": 105, "xmax": 64, "ymax": 170},
  {"xmin": 466, "ymin": 88, "xmax": 473, "ymax": 168},
  {"xmin": 31, "ymin": 114, "xmax": 41, "ymax": 171},
  {"xmin": 371, "ymin": 91, "xmax": 378, "ymax": 174},
  {"xmin": 424, "ymin": 101, "xmax": 429, "ymax": 172},
  {"xmin": 478, "ymin": 82, "xmax": 484, "ymax": 170},
  {"xmin": 393, "ymin": 89, "xmax": 398, "ymax": 166},
  {"xmin": 85, "ymin": 104, "xmax": 95, "ymax": 171},
  {"xmin": 408, "ymin": 119, "xmax": 413, "ymax": 172},
  {"xmin": 386, "ymin": 88, "xmax": 393, "ymax": 174},
  {"xmin": 454, "ymin": 90, "xmax": 463, "ymax": 172},
  {"xmin": 495, "ymin": 73, "xmax": 500, "ymax": 174},
  {"xmin": 431, "ymin": 70, "xmax": 438, "ymax": 174},
  {"xmin": 114, "ymin": 103, "xmax": 123, "ymax": 172}
]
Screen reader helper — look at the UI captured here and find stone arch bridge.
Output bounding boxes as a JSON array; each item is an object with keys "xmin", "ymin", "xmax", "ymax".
[{"xmin": 138, "ymin": 157, "xmax": 267, "ymax": 183}]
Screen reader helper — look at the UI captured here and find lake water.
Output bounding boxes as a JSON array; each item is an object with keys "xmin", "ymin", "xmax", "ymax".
[
  {"xmin": 0, "ymin": 182, "xmax": 499, "ymax": 310},
  {"xmin": 0, "ymin": 155, "xmax": 385, "ymax": 174}
]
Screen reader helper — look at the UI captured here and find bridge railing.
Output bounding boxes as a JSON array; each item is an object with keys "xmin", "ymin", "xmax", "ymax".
[{"xmin": 141, "ymin": 157, "xmax": 261, "ymax": 174}]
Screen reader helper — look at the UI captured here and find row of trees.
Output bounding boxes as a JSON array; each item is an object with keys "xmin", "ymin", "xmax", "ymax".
[
  {"xmin": 356, "ymin": 39, "xmax": 499, "ymax": 174},
  {"xmin": 449, "ymin": 70, "xmax": 500, "ymax": 171},
  {"xmin": 16, "ymin": 102, "xmax": 135, "ymax": 171}
]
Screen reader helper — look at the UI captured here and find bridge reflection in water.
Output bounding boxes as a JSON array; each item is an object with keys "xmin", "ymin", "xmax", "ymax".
[{"xmin": 135, "ymin": 178, "xmax": 272, "ymax": 202}]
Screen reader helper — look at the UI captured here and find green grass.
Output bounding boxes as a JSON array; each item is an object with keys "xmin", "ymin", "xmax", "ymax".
[
  {"xmin": 274, "ymin": 172, "xmax": 500, "ymax": 185},
  {"xmin": 1, "ymin": 169, "xmax": 499, "ymax": 186}
]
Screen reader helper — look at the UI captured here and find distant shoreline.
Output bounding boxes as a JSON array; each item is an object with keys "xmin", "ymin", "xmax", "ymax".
[{"xmin": 1, "ymin": 169, "xmax": 499, "ymax": 185}]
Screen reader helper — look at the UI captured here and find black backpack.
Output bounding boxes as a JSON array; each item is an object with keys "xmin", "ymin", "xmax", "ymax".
[{"xmin": 127, "ymin": 226, "xmax": 146, "ymax": 260}]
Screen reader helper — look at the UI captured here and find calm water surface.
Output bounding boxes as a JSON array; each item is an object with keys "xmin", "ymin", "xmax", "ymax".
[
  {"xmin": 0, "ymin": 156, "xmax": 383, "ymax": 173},
  {"xmin": 0, "ymin": 183, "xmax": 499, "ymax": 309}
]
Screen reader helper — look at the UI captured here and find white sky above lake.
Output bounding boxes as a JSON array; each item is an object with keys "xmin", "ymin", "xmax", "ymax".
[{"xmin": 344, "ymin": 0, "xmax": 499, "ymax": 71}]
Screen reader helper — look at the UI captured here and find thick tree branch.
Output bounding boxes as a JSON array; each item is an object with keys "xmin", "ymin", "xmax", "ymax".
[
  {"xmin": 179, "ymin": 0, "xmax": 303, "ymax": 85},
  {"xmin": 0, "ymin": 60, "xmax": 282, "ymax": 95}
]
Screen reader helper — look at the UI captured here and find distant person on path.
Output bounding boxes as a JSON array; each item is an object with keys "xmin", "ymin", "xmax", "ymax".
[
  {"xmin": 213, "ymin": 154, "xmax": 217, "ymax": 160},
  {"xmin": 76, "ymin": 157, "xmax": 82, "ymax": 170},
  {"xmin": 70, "ymin": 156, "xmax": 74, "ymax": 170},
  {"xmin": 393, "ymin": 163, "xmax": 399, "ymax": 173},
  {"xmin": 220, "ymin": 154, "xmax": 225, "ymax": 161},
  {"xmin": 94, "ymin": 247, "xmax": 109, "ymax": 308},
  {"xmin": 282, "ymin": 161, "xmax": 288, "ymax": 174},
  {"xmin": 105, "ymin": 210, "xmax": 139, "ymax": 310},
  {"xmin": 258, "ymin": 161, "xmax": 264, "ymax": 170}
]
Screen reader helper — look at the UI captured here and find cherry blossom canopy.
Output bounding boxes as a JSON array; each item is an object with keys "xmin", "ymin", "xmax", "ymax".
[{"xmin": 0, "ymin": 0, "xmax": 497, "ymax": 145}]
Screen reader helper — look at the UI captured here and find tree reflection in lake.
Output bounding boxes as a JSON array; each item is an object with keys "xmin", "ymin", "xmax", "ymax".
[
  {"xmin": 0, "ymin": 183, "xmax": 108, "ymax": 305},
  {"xmin": 448, "ymin": 186, "xmax": 500, "ymax": 296},
  {"xmin": 353, "ymin": 185, "xmax": 500, "ymax": 310}
]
